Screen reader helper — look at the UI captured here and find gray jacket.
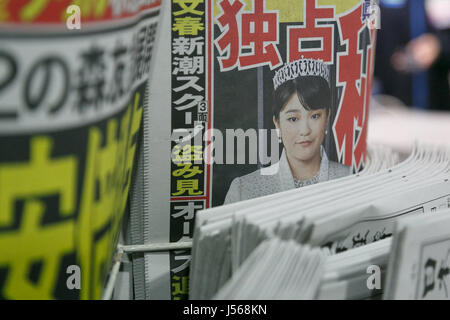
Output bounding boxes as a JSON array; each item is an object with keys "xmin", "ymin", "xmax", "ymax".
[{"xmin": 224, "ymin": 148, "xmax": 351, "ymax": 204}]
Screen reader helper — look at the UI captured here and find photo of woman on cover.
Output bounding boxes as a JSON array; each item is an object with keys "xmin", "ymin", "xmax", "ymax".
[{"xmin": 224, "ymin": 58, "xmax": 351, "ymax": 204}]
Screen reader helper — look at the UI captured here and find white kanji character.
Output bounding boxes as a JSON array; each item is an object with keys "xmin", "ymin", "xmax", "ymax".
[
  {"xmin": 173, "ymin": 37, "xmax": 205, "ymax": 55},
  {"xmin": 171, "ymin": 251, "xmax": 191, "ymax": 273},
  {"xmin": 172, "ymin": 202, "xmax": 203, "ymax": 219},
  {"xmin": 173, "ymin": 76, "xmax": 204, "ymax": 92},
  {"xmin": 183, "ymin": 221, "xmax": 190, "ymax": 236},
  {"xmin": 173, "ymin": 93, "xmax": 203, "ymax": 111},
  {"xmin": 172, "ymin": 56, "xmax": 204, "ymax": 75},
  {"xmin": 173, "ymin": 37, "xmax": 191, "ymax": 55}
]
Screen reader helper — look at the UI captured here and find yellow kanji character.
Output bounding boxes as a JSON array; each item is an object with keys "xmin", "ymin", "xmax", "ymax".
[
  {"xmin": 172, "ymin": 145, "xmax": 192, "ymax": 163},
  {"xmin": 191, "ymin": 145, "xmax": 203, "ymax": 163},
  {"xmin": 0, "ymin": 137, "xmax": 77, "ymax": 299},
  {"xmin": 172, "ymin": 179, "xmax": 203, "ymax": 196},
  {"xmin": 77, "ymin": 92, "xmax": 143, "ymax": 299},
  {"xmin": 171, "ymin": 275, "xmax": 189, "ymax": 299},
  {"xmin": 172, "ymin": 17, "xmax": 204, "ymax": 36},
  {"xmin": 173, "ymin": 0, "xmax": 204, "ymax": 16},
  {"xmin": 172, "ymin": 163, "xmax": 203, "ymax": 178},
  {"xmin": 172, "ymin": 145, "xmax": 203, "ymax": 164}
]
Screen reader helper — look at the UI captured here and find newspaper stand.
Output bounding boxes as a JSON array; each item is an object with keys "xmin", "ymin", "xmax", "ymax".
[{"xmin": 102, "ymin": 241, "xmax": 193, "ymax": 300}]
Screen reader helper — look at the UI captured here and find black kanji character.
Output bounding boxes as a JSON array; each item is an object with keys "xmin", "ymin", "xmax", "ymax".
[{"xmin": 76, "ymin": 46, "xmax": 106, "ymax": 112}]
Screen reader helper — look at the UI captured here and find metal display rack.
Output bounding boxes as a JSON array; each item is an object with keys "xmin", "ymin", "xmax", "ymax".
[{"xmin": 101, "ymin": 241, "xmax": 192, "ymax": 300}]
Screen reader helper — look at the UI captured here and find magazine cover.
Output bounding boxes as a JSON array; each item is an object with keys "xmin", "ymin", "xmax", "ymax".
[
  {"xmin": 0, "ymin": 0, "xmax": 162, "ymax": 299},
  {"xmin": 139, "ymin": 0, "xmax": 378, "ymax": 299}
]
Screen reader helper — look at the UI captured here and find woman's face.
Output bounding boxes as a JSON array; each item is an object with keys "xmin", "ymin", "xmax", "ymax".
[{"xmin": 274, "ymin": 93, "xmax": 329, "ymax": 163}]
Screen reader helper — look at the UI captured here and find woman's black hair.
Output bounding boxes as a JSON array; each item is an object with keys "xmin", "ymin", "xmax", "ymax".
[{"xmin": 273, "ymin": 75, "xmax": 331, "ymax": 121}]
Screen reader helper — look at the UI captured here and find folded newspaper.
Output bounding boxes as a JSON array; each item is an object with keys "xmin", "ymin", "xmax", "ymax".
[
  {"xmin": 213, "ymin": 238, "xmax": 327, "ymax": 300},
  {"xmin": 212, "ymin": 237, "xmax": 390, "ymax": 300},
  {"xmin": 130, "ymin": 0, "xmax": 378, "ymax": 300},
  {"xmin": 190, "ymin": 144, "xmax": 450, "ymax": 299},
  {"xmin": 384, "ymin": 209, "xmax": 450, "ymax": 300},
  {"xmin": 211, "ymin": 209, "xmax": 450, "ymax": 300},
  {"xmin": 0, "ymin": 1, "xmax": 162, "ymax": 300}
]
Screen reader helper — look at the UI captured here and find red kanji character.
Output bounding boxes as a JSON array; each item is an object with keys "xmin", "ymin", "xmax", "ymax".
[
  {"xmin": 239, "ymin": 0, "xmax": 281, "ymax": 69},
  {"xmin": 288, "ymin": 0, "xmax": 334, "ymax": 62},
  {"xmin": 215, "ymin": 0, "xmax": 244, "ymax": 70},
  {"xmin": 333, "ymin": 5, "xmax": 374, "ymax": 170}
]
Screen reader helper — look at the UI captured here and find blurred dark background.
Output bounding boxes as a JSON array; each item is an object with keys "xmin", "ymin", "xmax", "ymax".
[{"xmin": 373, "ymin": 0, "xmax": 450, "ymax": 110}]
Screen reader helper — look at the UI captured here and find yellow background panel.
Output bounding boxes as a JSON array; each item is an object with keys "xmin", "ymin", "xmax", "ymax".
[{"xmin": 213, "ymin": 0, "xmax": 361, "ymax": 23}]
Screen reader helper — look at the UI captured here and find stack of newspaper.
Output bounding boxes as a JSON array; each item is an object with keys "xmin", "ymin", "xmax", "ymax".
[
  {"xmin": 317, "ymin": 238, "xmax": 390, "ymax": 300},
  {"xmin": 212, "ymin": 237, "xmax": 390, "ymax": 300},
  {"xmin": 190, "ymin": 144, "xmax": 450, "ymax": 299},
  {"xmin": 360, "ymin": 145, "xmax": 400, "ymax": 176},
  {"xmin": 213, "ymin": 238, "xmax": 326, "ymax": 300}
]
